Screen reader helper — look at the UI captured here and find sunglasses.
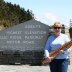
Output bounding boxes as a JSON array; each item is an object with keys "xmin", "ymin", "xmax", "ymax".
[{"xmin": 54, "ymin": 27, "xmax": 61, "ymax": 29}]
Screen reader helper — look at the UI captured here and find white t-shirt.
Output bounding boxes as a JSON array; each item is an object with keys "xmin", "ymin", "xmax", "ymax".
[{"xmin": 44, "ymin": 33, "xmax": 71, "ymax": 59}]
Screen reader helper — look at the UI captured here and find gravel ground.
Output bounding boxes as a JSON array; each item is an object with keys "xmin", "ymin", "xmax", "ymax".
[
  {"xmin": 0, "ymin": 49, "xmax": 72, "ymax": 72},
  {"xmin": 0, "ymin": 63, "xmax": 72, "ymax": 72}
]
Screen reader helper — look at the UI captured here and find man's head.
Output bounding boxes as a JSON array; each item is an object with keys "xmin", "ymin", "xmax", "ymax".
[
  {"xmin": 53, "ymin": 21, "xmax": 62, "ymax": 28},
  {"xmin": 53, "ymin": 21, "xmax": 62, "ymax": 36}
]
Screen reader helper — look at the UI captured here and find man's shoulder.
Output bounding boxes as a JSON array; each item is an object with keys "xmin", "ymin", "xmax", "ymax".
[
  {"xmin": 61, "ymin": 33, "xmax": 71, "ymax": 41},
  {"xmin": 48, "ymin": 35, "xmax": 55, "ymax": 39},
  {"xmin": 61, "ymin": 33, "xmax": 68, "ymax": 37}
]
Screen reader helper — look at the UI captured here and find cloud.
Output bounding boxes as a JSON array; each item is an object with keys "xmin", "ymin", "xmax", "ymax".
[
  {"xmin": 45, "ymin": 13, "xmax": 60, "ymax": 22},
  {"xmin": 35, "ymin": 12, "xmax": 61, "ymax": 26}
]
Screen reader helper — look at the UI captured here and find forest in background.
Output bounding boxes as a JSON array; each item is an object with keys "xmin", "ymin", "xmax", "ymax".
[
  {"xmin": 0, "ymin": 0, "xmax": 72, "ymax": 39},
  {"xmin": 0, "ymin": 0, "xmax": 34, "ymax": 28}
]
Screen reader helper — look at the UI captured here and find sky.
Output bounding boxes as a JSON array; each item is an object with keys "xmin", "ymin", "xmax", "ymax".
[{"xmin": 4, "ymin": 0, "xmax": 72, "ymax": 27}]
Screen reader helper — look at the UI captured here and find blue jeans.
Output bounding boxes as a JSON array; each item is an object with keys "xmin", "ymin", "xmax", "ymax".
[{"xmin": 49, "ymin": 59, "xmax": 68, "ymax": 72}]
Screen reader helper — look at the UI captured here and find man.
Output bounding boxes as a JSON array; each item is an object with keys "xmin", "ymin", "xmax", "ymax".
[{"xmin": 44, "ymin": 22, "xmax": 71, "ymax": 72}]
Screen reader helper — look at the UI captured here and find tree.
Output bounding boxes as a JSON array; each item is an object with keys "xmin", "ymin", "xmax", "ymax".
[
  {"xmin": 0, "ymin": 1, "xmax": 34, "ymax": 29},
  {"xmin": 69, "ymin": 27, "xmax": 72, "ymax": 39},
  {"xmin": 0, "ymin": 0, "xmax": 4, "ymax": 2}
]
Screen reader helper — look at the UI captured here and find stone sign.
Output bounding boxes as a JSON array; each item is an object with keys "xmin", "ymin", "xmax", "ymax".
[
  {"xmin": 0, "ymin": 20, "xmax": 50, "ymax": 65},
  {"xmin": 0, "ymin": 20, "xmax": 50, "ymax": 51}
]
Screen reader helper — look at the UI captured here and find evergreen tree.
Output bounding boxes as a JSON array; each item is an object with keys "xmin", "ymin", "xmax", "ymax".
[
  {"xmin": 0, "ymin": 0, "xmax": 34, "ymax": 28},
  {"xmin": 0, "ymin": 0, "xmax": 4, "ymax": 2},
  {"xmin": 69, "ymin": 27, "xmax": 72, "ymax": 39}
]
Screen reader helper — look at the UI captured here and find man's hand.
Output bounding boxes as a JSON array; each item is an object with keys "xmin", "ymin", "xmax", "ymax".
[
  {"xmin": 59, "ymin": 50, "xmax": 64, "ymax": 54},
  {"xmin": 42, "ymin": 57, "xmax": 53, "ymax": 64}
]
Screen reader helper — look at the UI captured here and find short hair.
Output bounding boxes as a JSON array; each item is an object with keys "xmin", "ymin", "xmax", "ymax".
[{"xmin": 53, "ymin": 21, "xmax": 62, "ymax": 27}]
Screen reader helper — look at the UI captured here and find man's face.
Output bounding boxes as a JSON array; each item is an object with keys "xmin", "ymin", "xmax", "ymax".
[{"xmin": 53, "ymin": 26, "xmax": 62, "ymax": 34}]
